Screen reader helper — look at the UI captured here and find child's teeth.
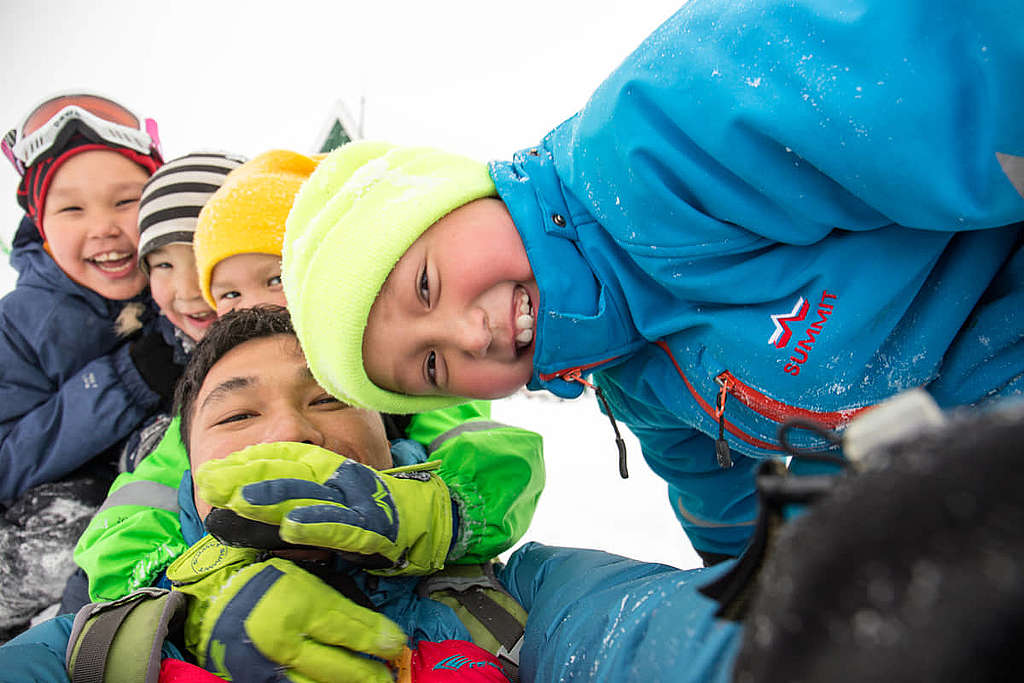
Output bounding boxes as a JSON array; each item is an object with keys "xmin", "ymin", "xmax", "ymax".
[
  {"xmin": 516, "ymin": 314, "xmax": 533, "ymax": 328},
  {"xmin": 515, "ymin": 328, "xmax": 534, "ymax": 343},
  {"xmin": 93, "ymin": 251, "xmax": 130, "ymax": 262}
]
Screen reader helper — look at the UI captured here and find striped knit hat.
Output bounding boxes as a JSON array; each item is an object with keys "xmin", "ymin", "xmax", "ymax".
[{"xmin": 137, "ymin": 151, "xmax": 247, "ymax": 276}]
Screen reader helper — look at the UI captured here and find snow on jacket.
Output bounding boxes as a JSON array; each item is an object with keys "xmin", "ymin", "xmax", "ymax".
[
  {"xmin": 76, "ymin": 403, "xmax": 545, "ymax": 602},
  {"xmin": 490, "ymin": 0, "xmax": 1024, "ymax": 556},
  {"xmin": 499, "ymin": 543, "xmax": 740, "ymax": 682},
  {"xmin": 0, "ymin": 216, "xmax": 163, "ymax": 502}
]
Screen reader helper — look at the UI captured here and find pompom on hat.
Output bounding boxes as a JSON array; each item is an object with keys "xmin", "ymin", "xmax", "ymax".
[
  {"xmin": 193, "ymin": 150, "xmax": 320, "ymax": 308},
  {"xmin": 282, "ymin": 141, "xmax": 498, "ymax": 414},
  {"xmin": 136, "ymin": 151, "xmax": 247, "ymax": 276}
]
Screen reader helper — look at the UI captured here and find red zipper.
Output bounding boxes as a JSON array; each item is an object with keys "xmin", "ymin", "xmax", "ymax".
[
  {"xmin": 716, "ymin": 369, "xmax": 872, "ymax": 429},
  {"xmin": 538, "ymin": 356, "xmax": 621, "ymax": 383},
  {"xmin": 654, "ymin": 341, "xmax": 872, "ymax": 451}
]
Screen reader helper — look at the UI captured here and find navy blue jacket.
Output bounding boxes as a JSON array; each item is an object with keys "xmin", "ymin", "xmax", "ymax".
[
  {"xmin": 491, "ymin": 0, "xmax": 1024, "ymax": 555},
  {"xmin": 0, "ymin": 216, "xmax": 161, "ymax": 502}
]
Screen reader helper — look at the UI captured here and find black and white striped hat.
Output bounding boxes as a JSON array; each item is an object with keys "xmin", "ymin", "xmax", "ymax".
[{"xmin": 137, "ymin": 151, "xmax": 247, "ymax": 275}]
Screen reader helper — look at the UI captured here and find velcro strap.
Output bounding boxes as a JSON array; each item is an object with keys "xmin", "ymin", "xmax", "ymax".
[
  {"xmin": 70, "ymin": 600, "xmax": 137, "ymax": 683},
  {"xmin": 450, "ymin": 588, "xmax": 524, "ymax": 657}
]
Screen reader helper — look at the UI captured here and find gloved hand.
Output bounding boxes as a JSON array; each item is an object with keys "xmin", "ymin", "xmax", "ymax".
[
  {"xmin": 128, "ymin": 329, "xmax": 181, "ymax": 409},
  {"xmin": 196, "ymin": 442, "xmax": 453, "ymax": 575},
  {"xmin": 167, "ymin": 534, "xmax": 407, "ymax": 683}
]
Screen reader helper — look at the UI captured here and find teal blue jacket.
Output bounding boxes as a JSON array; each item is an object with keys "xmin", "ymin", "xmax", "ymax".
[{"xmin": 491, "ymin": 0, "xmax": 1024, "ymax": 555}]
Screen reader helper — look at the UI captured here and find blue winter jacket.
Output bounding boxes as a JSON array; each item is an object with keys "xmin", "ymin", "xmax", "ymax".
[
  {"xmin": 0, "ymin": 216, "xmax": 162, "ymax": 502},
  {"xmin": 491, "ymin": 0, "xmax": 1024, "ymax": 556}
]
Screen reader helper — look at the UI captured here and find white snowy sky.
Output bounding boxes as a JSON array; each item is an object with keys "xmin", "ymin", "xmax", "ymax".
[{"xmin": 0, "ymin": 0, "xmax": 700, "ymax": 569}]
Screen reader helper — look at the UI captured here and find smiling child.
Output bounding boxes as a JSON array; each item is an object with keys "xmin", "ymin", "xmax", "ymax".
[
  {"xmin": 281, "ymin": 0, "xmax": 1024, "ymax": 565},
  {"xmin": 0, "ymin": 93, "xmax": 177, "ymax": 638}
]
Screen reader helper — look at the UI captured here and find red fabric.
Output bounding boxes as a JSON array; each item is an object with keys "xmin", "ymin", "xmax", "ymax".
[
  {"xmin": 158, "ymin": 658, "xmax": 226, "ymax": 682},
  {"xmin": 409, "ymin": 640, "xmax": 511, "ymax": 682}
]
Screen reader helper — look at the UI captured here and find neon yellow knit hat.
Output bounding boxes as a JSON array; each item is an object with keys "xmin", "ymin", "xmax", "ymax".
[
  {"xmin": 282, "ymin": 141, "xmax": 498, "ymax": 414},
  {"xmin": 194, "ymin": 150, "xmax": 320, "ymax": 308}
]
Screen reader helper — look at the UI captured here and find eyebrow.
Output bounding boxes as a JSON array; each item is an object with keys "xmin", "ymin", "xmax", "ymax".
[{"xmin": 198, "ymin": 376, "xmax": 256, "ymax": 413}]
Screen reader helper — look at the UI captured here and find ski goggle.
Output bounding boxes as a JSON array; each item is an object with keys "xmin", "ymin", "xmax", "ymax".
[{"xmin": 2, "ymin": 93, "xmax": 162, "ymax": 175}]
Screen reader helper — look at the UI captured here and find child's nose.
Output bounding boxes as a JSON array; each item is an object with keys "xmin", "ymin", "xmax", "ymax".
[
  {"xmin": 451, "ymin": 310, "xmax": 492, "ymax": 357},
  {"xmin": 175, "ymin": 274, "xmax": 203, "ymax": 302},
  {"xmin": 86, "ymin": 214, "xmax": 125, "ymax": 239},
  {"xmin": 262, "ymin": 410, "xmax": 324, "ymax": 447}
]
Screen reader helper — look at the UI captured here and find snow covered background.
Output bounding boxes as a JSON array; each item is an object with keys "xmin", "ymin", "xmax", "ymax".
[{"xmin": 0, "ymin": 0, "xmax": 700, "ymax": 569}]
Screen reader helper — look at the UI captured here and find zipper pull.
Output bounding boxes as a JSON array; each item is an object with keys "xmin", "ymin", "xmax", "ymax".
[
  {"xmin": 714, "ymin": 376, "xmax": 734, "ymax": 469},
  {"xmin": 565, "ymin": 369, "xmax": 629, "ymax": 478}
]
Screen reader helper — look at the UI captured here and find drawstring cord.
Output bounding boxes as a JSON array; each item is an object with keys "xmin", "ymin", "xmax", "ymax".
[
  {"xmin": 564, "ymin": 369, "xmax": 629, "ymax": 478},
  {"xmin": 714, "ymin": 376, "xmax": 734, "ymax": 469}
]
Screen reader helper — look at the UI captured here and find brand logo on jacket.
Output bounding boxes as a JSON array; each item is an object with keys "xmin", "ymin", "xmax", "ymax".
[
  {"xmin": 768, "ymin": 291, "xmax": 838, "ymax": 376},
  {"xmin": 768, "ymin": 297, "xmax": 809, "ymax": 348}
]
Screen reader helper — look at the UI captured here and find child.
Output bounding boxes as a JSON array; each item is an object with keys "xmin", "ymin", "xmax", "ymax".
[
  {"xmin": 192, "ymin": 149, "xmax": 310, "ymax": 314},
  {"xmin": 137, "ymin": 151, "xmax": 248, "ymax": 344},
  {"xmin": 0, "ymin": 93, "xmax": 179, "ymax": 637},
  {"xmin": 74, "ymin": 151, "xmax": 544, "ymax": 610},
  {"xmin": 279, "ymin": 0, "xmax": 1024, "ymax": 563}
]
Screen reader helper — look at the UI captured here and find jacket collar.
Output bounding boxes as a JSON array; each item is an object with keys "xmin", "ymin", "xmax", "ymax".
[{"xmin": 491, "ymin": 143, "xmax": 645, "ymax": 397}]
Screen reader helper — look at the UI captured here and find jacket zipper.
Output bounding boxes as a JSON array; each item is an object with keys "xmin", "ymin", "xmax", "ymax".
[
  {"xmin": 654, "ymin": 341, "xmax": 873, "ymax": 466},
  {"xmin": 539, "ymin": 357, "xmax": 628, "ymax": 479}
]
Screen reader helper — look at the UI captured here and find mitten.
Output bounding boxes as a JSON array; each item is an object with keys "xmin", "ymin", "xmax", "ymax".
[
  {"xmin": 129, "ymin": 330, "xmax": 181, "ymax": 408},
  {"xmin": 196, "ymin": 442, "xmax": 453, "ymax": 575},
  {"xmin": 167, "ymin": 535, "xmax": 407, "ymax": 683}
]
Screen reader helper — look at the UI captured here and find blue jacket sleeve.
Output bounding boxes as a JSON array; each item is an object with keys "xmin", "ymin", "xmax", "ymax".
[
  {"xmin": 0, "ymin": 307, "xmax": 159, "ymax": 501},
  {"xmin": 497, "ymin": 542, "xmax": 743, "ymax": 682},
  {"xmin": 0, "ymin": 615, "xmax": 73, "ymax": 682},
  {"xmin": 553, "ymin": 0, "xmax": 1024, "ymax": 254}
]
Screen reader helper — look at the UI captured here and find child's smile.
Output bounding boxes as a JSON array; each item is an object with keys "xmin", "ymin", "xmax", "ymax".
[
  {"xmin": 513, "ymin": 285, "xmax": 535, "ymax": 347},
  {"xmin": 86, "ymin": 250, "xmax": 137, "ymax": 277}
]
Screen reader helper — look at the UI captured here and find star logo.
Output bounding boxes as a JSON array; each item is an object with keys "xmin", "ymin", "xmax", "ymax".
[{"xmin": 768, "ymin": 296, "xmax": 809, "ymax": 349}]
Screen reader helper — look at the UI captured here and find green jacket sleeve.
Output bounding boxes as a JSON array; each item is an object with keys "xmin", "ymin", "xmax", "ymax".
[
  {"xmin": 408, "ymin": 401, "xmax": 546, "ymax": 564},
  {"xmin": 74, "ymin": 416, "xmax": 190, "ymax": 602}
]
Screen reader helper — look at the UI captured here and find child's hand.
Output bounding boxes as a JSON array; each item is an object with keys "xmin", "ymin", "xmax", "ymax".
[
  {"xmin": 168, "ymin": 534, "xmax": 406, "ymax": 683},
  {"xmin": 196, "ymin": 441, "xmax": 454, "ymax": 575}
]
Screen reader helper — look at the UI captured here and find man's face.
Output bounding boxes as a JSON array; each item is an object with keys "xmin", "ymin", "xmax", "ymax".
[
  {"xmin": 41, "ymin": 150, "xmax": 150, "ymax": 300},
  {"xmin": 188, "ymin": 334, "xmax": 392, "ymax": 519},
  {"xmin": 363, "ymin": 198, "xmax": 539, "ymax": 400}
]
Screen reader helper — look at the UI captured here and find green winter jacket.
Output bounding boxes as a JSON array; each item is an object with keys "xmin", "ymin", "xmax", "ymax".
[{"xmin": 74, "ymin": 402, "xmax": 544, "ymax": 602}]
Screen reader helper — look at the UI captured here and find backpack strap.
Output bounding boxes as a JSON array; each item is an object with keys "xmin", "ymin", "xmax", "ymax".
[
  {"xmin": 66, "ymin": 587, "xmax": 187, "ymax": 683},
  {"xmin": 419, "ymin": 563, "xmax": 526, "ymax": 682}
]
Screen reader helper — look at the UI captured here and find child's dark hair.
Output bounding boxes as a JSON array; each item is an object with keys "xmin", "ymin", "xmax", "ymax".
[{"xmin": 174, "ymin": 305, "xmax": 294, "ymax": 454}]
